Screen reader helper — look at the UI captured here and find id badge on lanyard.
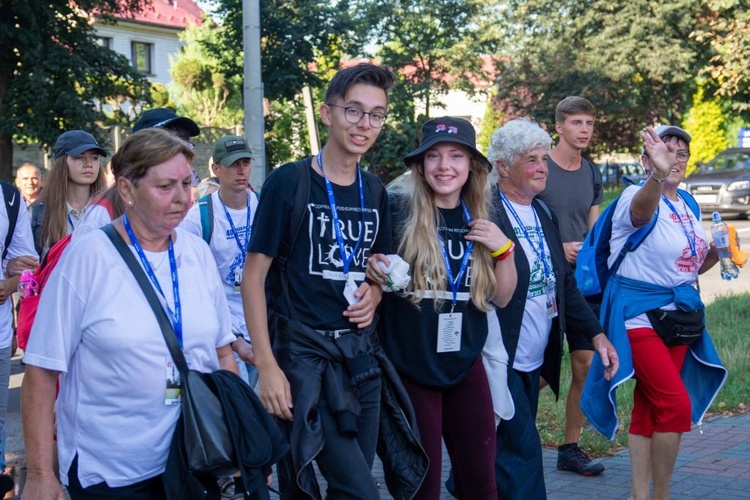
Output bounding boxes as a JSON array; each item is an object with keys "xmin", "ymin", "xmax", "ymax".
[
  {"xmin": 437, "ymin": 312, "xmax": 462, "ymax": 352},
  {"xmin": 545, "ymin": 278, "xmax": 558, "ymax": 319},
  {"xmin": 164, "ymin": 353, "xmax": 193, "ymax": 405}
]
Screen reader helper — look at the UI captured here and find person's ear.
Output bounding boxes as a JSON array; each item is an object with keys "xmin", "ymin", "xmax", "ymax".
[
  {"xmin": 211, "ymin": 163, "xmax": 221, "ymax": 177},
  {"xmin": 496, "ymin": 160, "xmax": 510, "ymax": 178},
  {"xmin": 118, "ymin": 177, "xmax": 136, "ymax": 206},
  {"xmin": 320, "ymin": 104, "xmax": 332, "ymax": 127},
  {"xmin": 555, "ymin": 121, "xmax": 563, "ymax": 135}
]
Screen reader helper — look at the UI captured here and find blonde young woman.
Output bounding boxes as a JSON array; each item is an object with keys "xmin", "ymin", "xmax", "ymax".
[
  {"xmin": 31, "ymin": 130, "xmax": 107, "ymax": 256},
  {"xmin": 368, "ymin": 117, "xmax": 517, "ymax": 499}
]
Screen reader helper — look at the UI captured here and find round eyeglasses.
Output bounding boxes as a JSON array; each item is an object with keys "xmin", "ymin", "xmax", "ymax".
[{"xmin": 327, "ymin": 104, "xmax": 387, "ymax": 128}]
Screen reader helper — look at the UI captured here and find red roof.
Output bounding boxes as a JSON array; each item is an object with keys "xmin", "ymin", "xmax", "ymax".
[{"xmin": 108, "ymin": 0, "xmax": 203, "ymax": 29}]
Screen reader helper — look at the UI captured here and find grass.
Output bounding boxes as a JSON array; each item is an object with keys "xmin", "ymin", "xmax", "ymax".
[{"xmin": 536, "ymin": 292, "xmax": 750, "ymax": 456}]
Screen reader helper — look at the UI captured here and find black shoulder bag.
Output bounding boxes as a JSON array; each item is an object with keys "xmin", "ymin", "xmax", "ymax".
[{"xmin": 103, "ymin": 225, "xmax": 237, "ymax": 478}]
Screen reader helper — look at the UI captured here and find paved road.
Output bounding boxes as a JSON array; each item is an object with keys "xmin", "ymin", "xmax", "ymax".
[
  {"xmin": 699, "ymin": 217, "xmax": 750, "ymax": 303},
  {"xmin": 4, "ymin": 219, "xmax": 750, "ymax": 496}
]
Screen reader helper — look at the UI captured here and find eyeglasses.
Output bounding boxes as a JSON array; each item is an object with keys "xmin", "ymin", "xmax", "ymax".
[
  {"xmin": 327, "ymin": 104, "xmax": 387, "ymax": 128},
  {"xmin": 644, "ymin": 150, "xmax": 690, "ymax": 162}
]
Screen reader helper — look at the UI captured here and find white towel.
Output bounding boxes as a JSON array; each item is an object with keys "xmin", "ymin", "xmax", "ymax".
[{"xmin": 482, "ymin": 311, "xmax": 515, "ymax": 425}]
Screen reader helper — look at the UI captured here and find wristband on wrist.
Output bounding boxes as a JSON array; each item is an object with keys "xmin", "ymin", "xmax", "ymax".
[
  {"xmin": 650, "ymin": 171, "xmax": 669, "ymax": 183},
  {"xmin": 490, "ymin": 240, "xmax": 513, "ymax": 258},
  {"xmin": 494, "ymin": 242, "xmax": 516, "ymax": 261}
]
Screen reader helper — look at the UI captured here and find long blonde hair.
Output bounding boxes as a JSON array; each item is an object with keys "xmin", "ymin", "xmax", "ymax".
[
  {"xmin": 39, "ymin": 155, "xmax": 107, "ymax": 248},
  {"xmin": 398, "ymin": 155, "xmax": 496, "ymax": 311}
]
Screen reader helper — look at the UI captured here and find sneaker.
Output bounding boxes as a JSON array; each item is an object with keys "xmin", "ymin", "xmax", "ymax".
[
  {"xmin": 0, "ymin": 472, "xmax": 13, "ymax": 498},
  {"xmin": 557, "ymin": 443, "xmax": 605, "ymax": 476}
]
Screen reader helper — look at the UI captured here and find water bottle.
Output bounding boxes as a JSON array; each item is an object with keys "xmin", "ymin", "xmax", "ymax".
[
  {"xmin": 711, "ymin": 212, "xmax": 740, "ymax": 280},
  {"xmin": 17, "ymin": 269, "xmax": 39, "ymax": 298}
]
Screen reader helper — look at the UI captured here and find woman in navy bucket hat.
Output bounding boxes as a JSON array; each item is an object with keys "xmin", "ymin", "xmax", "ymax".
[{"xmin": 368, "ymin": 116, "xmax": 516, "ymax": 498}]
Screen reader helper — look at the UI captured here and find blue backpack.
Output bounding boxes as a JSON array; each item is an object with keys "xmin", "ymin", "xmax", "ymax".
[{"xmin": 575, "ymin": 187, "xmax": 700, "ymax": 303}]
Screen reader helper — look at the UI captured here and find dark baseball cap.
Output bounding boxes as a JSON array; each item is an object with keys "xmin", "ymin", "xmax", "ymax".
[
  {"xmin": 642, "ymin": 125, "xmax": 691, "ymax": 153},
  {"xmin": 212, "ymin": 135, "xmax": 254, "ymax": 167},
  {"xmin": 53, "ymin": 130, "xmax": 108, "ymax": 160},
  {"xmin": 133, "ymin": 108, "xmax": 200, "ymax": 137},
  {"xmin": 404, "ymin": 116, "xmax": 492, "ymax": 171}
]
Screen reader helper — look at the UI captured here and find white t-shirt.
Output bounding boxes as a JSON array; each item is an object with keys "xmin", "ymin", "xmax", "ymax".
[
  {"xmin": 0, "ymin": 188, "xmax": 37, "ymax": 348},
  {"xmin": 23, "ymin": 227, "xmax": 234, "ymax": 488},
  {"xmin": 610, "ymin": 185, "xmax": 708, "ymax": 329},
  {"xmin": 180, "ymin": 190, "xmax": 259, "ymax": 334},
  {"xmin": 504, "ymin": 200, "xmax": 555, "ymax": 372},
  {"xmin": 74, "ymin": 203, "xmax": 112, "ymax": 237}
]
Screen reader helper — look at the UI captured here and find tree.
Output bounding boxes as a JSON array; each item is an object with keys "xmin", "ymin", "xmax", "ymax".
[
  {"xmin": 170, "ymin": 19, "xmax": 243, "ymax": 127},
  {"xmin": 354, "ymin": 0, "xmax": 492, "ymax": 119},
  {"xmin": 488, "ymin": 0, "xmax": 707, "ymax": 155},
  {"xmin": 693, "ymin": 0, "xmax": 750, "ymax": 115},
  {"xmin": 211, "ymin": 0, "xmax": 363, "ymax": 103},
  {"xmin": 477, "ymin": 94, "xmax": 504, "ymax": 155},
  {"xmin": 0, "ymin": 0, "xmax": 152, "ymax": 180},
  {"xmin": 683, "ymin": 85, "xmax": 728, "ymax": 175}
]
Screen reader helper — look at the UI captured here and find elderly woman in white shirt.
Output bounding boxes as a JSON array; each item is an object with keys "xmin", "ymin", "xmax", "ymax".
[{"xmin": 21, "ymin": 129, "xmax": 237, "ymax": 498}]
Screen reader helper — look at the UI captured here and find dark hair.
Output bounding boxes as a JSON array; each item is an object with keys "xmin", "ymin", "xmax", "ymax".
[
  {"xmin": 324, "ymin": 63, "xmax": 395, "ymax": 104},
  {"xmin": 555, "ymin": 96, "xmax": 596, "ymax": 124}
]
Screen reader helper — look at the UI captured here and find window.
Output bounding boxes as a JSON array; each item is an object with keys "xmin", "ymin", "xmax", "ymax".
[
  {"xmin": 97, "ymin": 37, "xmax": 112, "ymax": 49},
  {"xmin": 131, "ymin": 42, "xmax": 153, "ymax": 74}
]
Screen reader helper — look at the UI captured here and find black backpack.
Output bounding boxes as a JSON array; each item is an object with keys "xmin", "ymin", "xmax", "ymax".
[{"xmin": 1, "ymin": 182, "xmax": 21, "ymax": 259}]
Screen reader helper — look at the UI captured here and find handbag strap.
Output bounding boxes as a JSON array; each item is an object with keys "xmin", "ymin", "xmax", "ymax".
[{"xmin": 102, "ymin": 224, "xmax": 189, "ymax": 375}]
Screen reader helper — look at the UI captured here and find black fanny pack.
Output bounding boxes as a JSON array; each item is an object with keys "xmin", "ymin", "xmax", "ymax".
[{"xmin": 646, "ymin": 308, "xmax": 705, "ymax": 347}]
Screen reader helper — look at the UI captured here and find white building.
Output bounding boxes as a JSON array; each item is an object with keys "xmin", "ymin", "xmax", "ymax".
[{"xmin": 94, "ymin": 0, "xmax": 204, "ymax": 87}]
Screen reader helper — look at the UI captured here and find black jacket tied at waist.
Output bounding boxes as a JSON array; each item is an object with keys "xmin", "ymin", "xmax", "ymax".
[
  {"xmin": 164, "ymin": 369, "xmax": 290, "ymax": 499},
  {"xmin": 271, "ymin": 312, "xmax": 428, "ymax": 499}
]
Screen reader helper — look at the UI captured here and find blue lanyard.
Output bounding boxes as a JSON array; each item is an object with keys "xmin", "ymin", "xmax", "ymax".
[
  {"xmin": 661, "ymin": 193, "xmax": 697, "ymax": 261},
  {"xmin": 123, "ymin": 213, "xmax": 183, "ymax": 347},
  {"xmin": 217, "ymin": 191, "xmax": 252, "ymax": 267},
  {"xmin": 316, "ymin": 151, "xmax": 366, "ymax": 276},
  {"xmin": 438, "ymin": 200, "xmax": 475, "ymax": 311},
  {"xmin": 499, "ymin": 191, "xmax": 552, "ymax": 281},
  {"xmin": 67, "ymin": 213, "xmax": 76, "ymax": 232}
]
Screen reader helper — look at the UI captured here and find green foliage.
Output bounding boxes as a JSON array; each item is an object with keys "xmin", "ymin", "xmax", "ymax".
[
  {"xmin": 488, "ymin": 0, "xmax": 704, "ymax": 156},
  {"xmin": 354, "ymin": 0, "xmax": 491, "ymax": 119},
  {"xmin": 170, "ymin": 19, "xmax": 242, "ymax": 127},
  {"xmin": 264, "ymin": 98, "xmax": 311, "ymax": 168},
  {"xmin": 684, "ymin": 85, "xmax": 728, "ymax": 175},
  {"xmin": 477, "ymin": 97, "xmax": 503, "ymax": 155},
  {"xmin": 212, "ymin": 0, "xmax": 362, "ymax": 103},
  {"xmin": 150, "ymin": 83, "xmax": 173, "ymax": 109},
  {"xmin": 693, "ymin": 0, "xmax": 750, "ymax": 116},
  {"xmin": 0, "ymin": 0, "xmax": 152, "ymax": 177}
]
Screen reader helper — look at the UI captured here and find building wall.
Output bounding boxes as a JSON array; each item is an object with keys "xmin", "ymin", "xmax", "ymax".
[
  {"xmin": 416, "ymin": 89, "xmax": 491, "ymax": 131},
  {"xmin": 94, "ymin": 22, "xmax": 185, "ymax": 87}
]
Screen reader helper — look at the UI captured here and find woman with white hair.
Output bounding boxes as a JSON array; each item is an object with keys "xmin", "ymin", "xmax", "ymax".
[{"xmin": 487, "ymin": 118, "xmax": 619, "ymax": 499}]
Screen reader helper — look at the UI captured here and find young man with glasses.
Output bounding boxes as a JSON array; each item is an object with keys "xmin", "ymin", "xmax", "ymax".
[{"xmin": 242, "ymin": 63, "xmax": 425, "ymax": 498}]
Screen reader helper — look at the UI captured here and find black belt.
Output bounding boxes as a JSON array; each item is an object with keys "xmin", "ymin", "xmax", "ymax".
[{"xmin": 314, "ymin": 328, "xmax": 358, "ymax": 340}]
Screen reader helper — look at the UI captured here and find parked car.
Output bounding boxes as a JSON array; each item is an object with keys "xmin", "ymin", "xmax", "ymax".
[
  {"xmin": 598, "ymin": 162, "xmax": 647, "ymax": 187},
  {"xmin": 681, "ymin": 148, "xmax": 750, "ymax": 217}
]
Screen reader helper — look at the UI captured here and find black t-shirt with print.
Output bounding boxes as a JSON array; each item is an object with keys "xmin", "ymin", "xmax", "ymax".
[
  {"xmin": 248, "ymin": 157, "xmax": 391, "ymax": 330},
  {"xmin": 380, "ymin": 197, "xmax": 489, "ymax": 389}
]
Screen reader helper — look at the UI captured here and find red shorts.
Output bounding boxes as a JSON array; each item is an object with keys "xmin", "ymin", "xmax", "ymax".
[{"xmin": 627, "ymin": 327, "xmax": 691, "ymax": 437}]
